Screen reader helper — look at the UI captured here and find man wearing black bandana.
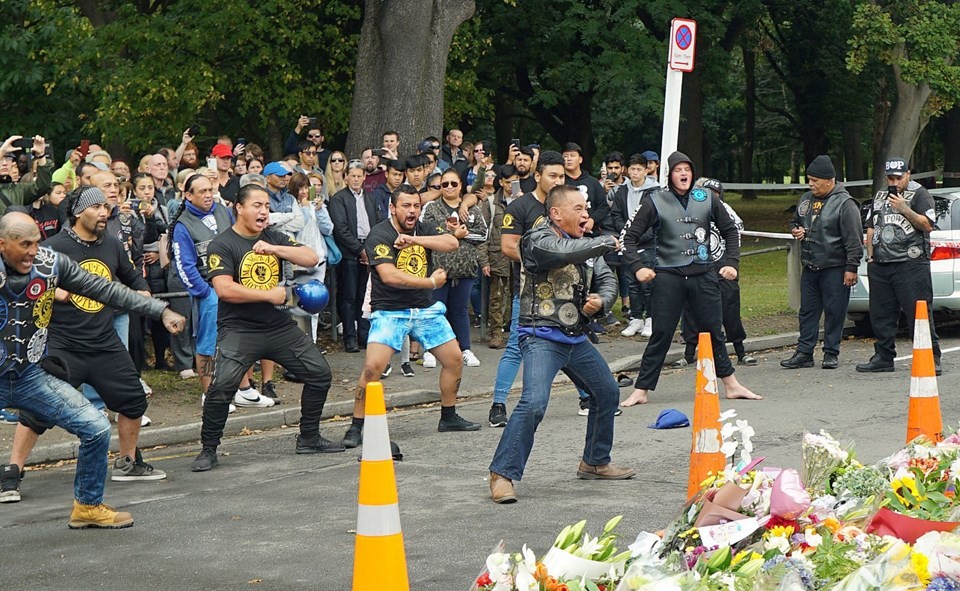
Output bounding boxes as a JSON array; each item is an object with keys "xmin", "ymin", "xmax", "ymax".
[
  {"xmin": 3, "ymin": 186, "xmax": 165, "ymax": 497},
  {"xmin": 0, "ymin": 210, "xmax": 184, "ymax": 527},
  {"xmin": 620, "ymin": 152, "xmax": 762, "ymax": 407}
]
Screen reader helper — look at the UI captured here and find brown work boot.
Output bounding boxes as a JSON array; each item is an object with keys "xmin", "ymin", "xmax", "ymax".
[
  {"xmin": 576, "ymin": 461, "xmax": 636, "ymax": 480},
  {"xmin": 489, "ymin": 471, "xmax": 518, "ymax": 504},
  {"xmin": 68, "ymin": 500, "xmax": 134, "ymax": 529},
  {"xmin": 488, "ymin": 334, "xmax": 504, "ymax": 349}
]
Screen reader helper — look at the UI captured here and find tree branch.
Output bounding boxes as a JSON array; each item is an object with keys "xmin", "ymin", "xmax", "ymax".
[{"xmin": 755, "ymin": 94, "xmax": 801, "ymax": 129}]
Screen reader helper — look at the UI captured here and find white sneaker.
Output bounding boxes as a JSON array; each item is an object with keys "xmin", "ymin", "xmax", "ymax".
[
  {"xmin": 462, "ymin": 349, "xmax": 480, "ymax": 367},
  {"xmin": 422, "ymin": 352, "xmax": 437, "ymax": 368},
  {"xmin": 179, "ymin": 369, "xmax": 198, "ymax": 379},
  {"xmin": 233, "ymin": 387, "xmax": 275, "ymax": 408},
  {"xmin": 640, "ymin": 318, "xmax": 653, "ymax": 338},
  {"xmin": 139, "ymin": 378, "xmax": 153, "ymax": 395},
  {"xmin": 202, "ymin": 393, "xmax": 236, "ymax": 414},
  {"xmin": 620, "ymin": 318, "xmax": 644, "ymax": 337},
  {"xmin": 140, "ymin": 414, "xmax": 152, "ymax": 427}
]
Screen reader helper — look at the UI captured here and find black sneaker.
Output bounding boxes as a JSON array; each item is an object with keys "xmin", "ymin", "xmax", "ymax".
[
  {"xmin": 296, "ymin": 434, "xmax": 346, "ymax": 454},
  {"xmin": 191, "ymin": 447, "xmax": 219, "ymax": 472},
  {"xmin": 381, "ymin": 364, "xmax": 392, "ymax": 378},
  {"xmin": 282, "ymin": 370, "xmax": 303, "ymax": 384},
  {"xmin": 112, "ymin": 449, "xmax": 167, "ymax": 481},
  {"xmin": 0, "ymin": 464, "xmax": 22, "ymax": 503},
  {"xmin": 342, "ymin": 425, "xmax": 363, "ymax": 449},
  {"xmin": 261, "ymin": 381, "xmax": 279, "ymax": 399},
  {"xmin": 438, "ymin": 413, "xmax": 481, "ymax": 432},
  {"xmin": 578, "ymin": 398, "xmax": 590, "ymax": 416},
  {"xmin": 400, "ymin": 362, "xmax": 415, "ymax": 377},
  {"xmin": 488, "ymin": 403, "xmax": 507, "ymax": 428}
]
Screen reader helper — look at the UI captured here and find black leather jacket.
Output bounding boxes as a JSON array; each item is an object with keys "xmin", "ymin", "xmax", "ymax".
[{"xmin": 518, "ymin": 223, "xmax": 618, "ymax": 334}]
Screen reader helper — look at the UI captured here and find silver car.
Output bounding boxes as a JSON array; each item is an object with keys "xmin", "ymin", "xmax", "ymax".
[{"xmin": 847, "ymin": 187, "xmax": 960, "ymax": 334}]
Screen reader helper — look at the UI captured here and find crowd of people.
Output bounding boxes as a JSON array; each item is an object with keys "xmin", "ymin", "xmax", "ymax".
[{"xmin": 0, "ymin": 116, "xmax": 930, "ymax": 518}]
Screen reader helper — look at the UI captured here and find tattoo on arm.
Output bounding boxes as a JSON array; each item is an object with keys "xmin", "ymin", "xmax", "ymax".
[{"xmin": 199, "ymin": 358, "xmax": 215, "ymax": 378}]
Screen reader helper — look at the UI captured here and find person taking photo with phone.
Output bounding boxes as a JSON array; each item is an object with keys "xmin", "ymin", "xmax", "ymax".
[{"xmin": 0, "ymin": 136, "xmax": 53, "ymax": 213}]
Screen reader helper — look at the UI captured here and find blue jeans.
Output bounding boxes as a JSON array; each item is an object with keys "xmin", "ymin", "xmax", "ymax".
[
  {"xmin": 434, "ymin": 277, "xmax": 475, "ymax": 352},
  {"xmin": 82, "ymin": 313, "xmax": 130, "ymax": 411},
  {"xmin": 4, "ymin": 364, "xmax": 110, "ymax": 504},
  {"xmin": 493, "ymin": 294, "xmax": 589, "ymax": 404},
  {"xmin": 489, "ymin": 336, "xmax": 619, "ymax": 481}
]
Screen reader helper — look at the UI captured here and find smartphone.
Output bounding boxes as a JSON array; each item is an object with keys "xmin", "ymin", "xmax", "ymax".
[
  {"xmin": 128, "ymin": 200, "xmax": 141, "ymax": 210},
  {"xmin": 236, "ymin": 137, "xmax": 246, "ymax": 146},
  {"xmin": 307, "ymin": 117, "xmax": 317, "ymax": 127},
  {"xmin": 78, "ymin": 139, "xmax": 90, "ymax": 159},
  {"xmin": 511, "ymin": 138, "xmax": 520, "ymax": 148},
  {"xmin": 887, "ymin": 185, "xmax": 899, "ymax": 196},
  {"xmin": 510, "ymin": 180, "xmax": 521, "ymax": 196},
  {"xmin": 372, "ymin": 148, "xmax": 387, "ymax": 158},
  {"xmin": 187, "ymin": 124, "xmax": 200, "ymax": 137},
  {"xmin": 12, "ymin": 138, "xmax": 33, "ymax": 150},
  {"xmin": 308, "ymin": 186, "xmax": 316, "ymax": 201},
  {"xmin": 606, "ymin": 172, "xmax": 618, "ymax": 181},
  {"xmin": 206, "ymin": 157, "xmax": 217, "ymax": 170}
]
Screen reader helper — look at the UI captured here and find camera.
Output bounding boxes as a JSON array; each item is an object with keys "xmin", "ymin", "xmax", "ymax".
[
  {"xmin": 372, "ymin": 148, "xmax": 388, "ymax": 158},
  {"xmin": 12, "ymin": 138, "xmax": 33, "ymax": 150}
]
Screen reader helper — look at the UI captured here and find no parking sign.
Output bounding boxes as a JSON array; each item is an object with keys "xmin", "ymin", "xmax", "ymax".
[{"xmin": 668, "ymin": 18, "xmax": 697, "ymax": 72}]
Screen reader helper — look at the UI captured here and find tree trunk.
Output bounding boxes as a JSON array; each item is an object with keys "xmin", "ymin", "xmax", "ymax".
[
  {"xmin": 943, "ymin": 107, "xmax": 960, "ymax": 187},
  {"xmin": 345, "ymin": 0, "xmax": 475, "ymax": 158},
  {"xmin": 741, "ymin": 43, "xmax": 757, "ymax": 200},
  {"xmin": 872, "ymin": 67, "xmax": 932, "ymax": 194},
  {"xmin": 841, "ymin": 121, "xmax": 866, "ymax": 199},
  {"xmin": 679, "ymin": 66, "xmax": 705, "ymax": 175}
]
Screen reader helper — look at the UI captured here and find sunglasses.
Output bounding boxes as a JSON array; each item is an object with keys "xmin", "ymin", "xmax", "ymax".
[
  {"xmin": 303, "ymin": 151, "xmax": 317, "ymax": 156},
  {"xmin": 330, "ymin": 158, "xmax": 345, "ymax": 163},
  {"xmin": 430, "ymin": 144, "xmax": 440, "ymax": 150},
  {"xmin": 428, "ymin": 184, "xmax": 442, "ymax": 190},
  {"xmin": 347, "ymin": 160, "xmax": 364, "ymax": 170},
  {"xmin": 441, "ymin": 181, "xmax": 460, "ymax": 188},
  {"xmin": 307, "ymin": 134, "xmax": 321, "ymax": 139}
]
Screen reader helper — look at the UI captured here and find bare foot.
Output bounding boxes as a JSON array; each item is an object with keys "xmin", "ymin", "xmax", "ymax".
[
  {"xmin": 620, "ymin": 389, "xmax": 649, "ymax": 407},
  {"xmin": 725, "ymin": 386, "xmax": 763, "ymax": 400}
]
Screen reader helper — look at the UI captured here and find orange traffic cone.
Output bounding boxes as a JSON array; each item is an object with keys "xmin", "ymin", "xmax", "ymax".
[
  {"xmin": 353, "ymin": 381, "xmax": 409, "ymax": 590},
  {"xmin": 687, "ymin": 332, "xmax": 727, "ymax": 498},
  {"xmin": 906, "ymin": 300, "xmax": 943, "ymax": 444}
]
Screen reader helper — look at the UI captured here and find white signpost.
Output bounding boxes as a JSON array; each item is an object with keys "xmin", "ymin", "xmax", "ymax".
[{"xmin": 659, "ymin": 18, "xmax": 698, "ymax": 186}]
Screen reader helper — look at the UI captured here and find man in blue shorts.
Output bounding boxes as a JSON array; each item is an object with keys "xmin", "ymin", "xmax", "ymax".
[{"xmin": 340, "ymin": 184, "xmax": 480, "ymax": 448}]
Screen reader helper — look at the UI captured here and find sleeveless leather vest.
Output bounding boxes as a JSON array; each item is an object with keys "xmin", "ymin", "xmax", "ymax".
[
  {"xmin": 0, "ymin": 247, "xmax": 60, "ymax": 376},
  {"xmin": 651, "ymin": 188, "xmax": 714, "ymax": 268},
  {"xmin": 797, "ymin": 190, "xmax": 855, "ymax": 270},
  {"xmin": 870, "ymin": 189, "xmax": 929, "ymax": 263},
  {"xmin": 519, "ymin": 262, "xmax": 594, "ymax": 335},
  {"xmin": 176, "ymin": 205, "xmax": 232, "ymax": 281}
]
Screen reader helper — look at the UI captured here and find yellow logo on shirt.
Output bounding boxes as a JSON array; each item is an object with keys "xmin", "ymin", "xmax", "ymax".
[
  {"xmin": 502, "ymin": 213, "xmax": 514, "ymax": 229},
  {"xmin": 33, "ymin": 290, "xmax": 54, "ymax": 328},
  {"xmin": 71, "ymin": 259, "xmax": 112, "ymax": 313},
  {"xmin": 374, "ymin": 244, "xmax": 392, "ymax": 259},
  {"xmin": 208, "ymin": 253, "xmax": 223, "ymax": 272},
  {"xmin": 238, "ymin": 252, "xmax": 280, "ymax": 290},
  {"xmin": 396, "ymin": 245, "xmax": 427, "ymax": 278}
]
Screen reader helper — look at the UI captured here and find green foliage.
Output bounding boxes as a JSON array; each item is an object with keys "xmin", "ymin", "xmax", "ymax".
[{"xmin": 848, "ymin": 0, "xmax": 960, "ymax": 116}]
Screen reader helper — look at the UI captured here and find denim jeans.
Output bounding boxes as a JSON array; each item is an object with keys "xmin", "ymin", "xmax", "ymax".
[
  {"xmin": 3, "ymin": 364, "xmax": 110, "ymax": 504},
  {"xmin": 434, "ymin": 277, "xmax": 475, "ymax": 352},
  {"xmin": 82, "ymin": 312, "xmax": 130, "ymax": 411},
  {"xmin": 493, "ymin": 294, "xmax": 589, "ymax": 404},
  {"xmin": 489, "ymin": 335, "xmax": 619, "ymax": 481}
]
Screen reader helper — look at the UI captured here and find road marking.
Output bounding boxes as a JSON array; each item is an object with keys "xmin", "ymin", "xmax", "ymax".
[{"xmin": 895, "ymin": 345, "xmax": 960, "ymax": 362}]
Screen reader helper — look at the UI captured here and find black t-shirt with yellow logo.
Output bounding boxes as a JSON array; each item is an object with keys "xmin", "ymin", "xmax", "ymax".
[
  {"xmin": 207, "ymin": 227, "xmax": 300, "ymax": 330},
  {"xmin": 365, "ymin": 218, "xmax": 442, "ymax": 312},
  {"xmin": 44, "ymin": 232, "xmax": 149, "ymax": 351}
]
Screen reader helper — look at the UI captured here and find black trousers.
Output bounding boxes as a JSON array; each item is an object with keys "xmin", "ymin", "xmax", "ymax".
[
  {"xmin": 336, "ymin": 257, "xmax": 369, "ymax": 345},
  {"xmin": 635, "ymin": 271, "xmax": 735, "ymax": 391},
  {"xmin": 868, "ymin": 260, "xmax": 941, "ymax": 361},
  {"xmin": 797, "ymin": 266, "xmax": 850, "ymax": 356},
  {"xmin": 201, "ymin": 322, "xmax": 332, "ymax": 448},
  {"xmin": 680, "ymin": 277, "xmax": 747, "ymax": 346}
]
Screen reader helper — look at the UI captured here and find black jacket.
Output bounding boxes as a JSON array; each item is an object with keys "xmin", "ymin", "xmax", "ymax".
[{"xmin": 328, "ymin": 187, "xmax": 383, "ymax": 258}]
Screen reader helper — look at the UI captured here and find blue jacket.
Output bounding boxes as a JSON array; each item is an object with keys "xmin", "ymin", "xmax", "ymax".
[{"xmin": 172, "ymin": 201, "xmax": 234, "ymax": 299}]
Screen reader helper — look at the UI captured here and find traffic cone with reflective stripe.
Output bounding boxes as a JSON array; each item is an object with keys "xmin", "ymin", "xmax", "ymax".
[
  {"xmin": 687, "ymin": 332, "xmax": 727, "ymax": 498},
  {"xmin": 906, "ymin": 300, "xmax": 943, "ymax": 444},
  {"xmin": 352, "ymin": 381, "xmax": 409, "ymax": 590}
]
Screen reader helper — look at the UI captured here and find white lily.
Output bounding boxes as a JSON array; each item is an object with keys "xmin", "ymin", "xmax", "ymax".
[
  {"xmin": 513, "ymin": 544, "xmax": 538, "ymax": 591},
  {"xmin": 720, "ymin": 421, "xmax": 739, "ymax": 440},
  {"xmin": 721, "ymin": 440, "xmax": 739, "ymax": 458},
  {"xmin": 575, "ymin": 534, "xmax": 603, "ymax": 559},
  {"xmin": 804, "ymin": 528, "xmax": 823, "ymax": 548},
  {"xmin": 485, "ymin": 552, "xmax": 512, "ymax": 578}
]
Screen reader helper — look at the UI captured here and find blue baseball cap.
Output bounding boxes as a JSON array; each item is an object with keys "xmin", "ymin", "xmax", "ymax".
[
  {"xmin": 641, "ymin": 151, "xmax": 659, "ymax": 163},
  {"xmin": 648, "ymin": 409, "xmax": 689, "ymax": 429},
  {"xmin": 263, "ymin": 162, "xmax": 292, "ymax": 177}
]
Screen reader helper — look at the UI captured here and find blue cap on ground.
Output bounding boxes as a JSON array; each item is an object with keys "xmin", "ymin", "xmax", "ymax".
[
  {"xmin": 263, "ymin": 162, "xmax": 291, "ymax": 177},
  {"xmin": 294, "ymin": 280, "xmax": 329, "ymax": 314},
  {"xmin": 648, "ymin": 409, "xmax": 690, "ymax": 429},
  {"xmin": 641, "ymin": 150, "xmax": 659, "ymax": 162}
]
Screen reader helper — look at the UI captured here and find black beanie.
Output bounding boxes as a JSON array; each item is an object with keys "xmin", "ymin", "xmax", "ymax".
[{"xmin": 806, "ymin": 155, "xmax": 836, "ymax": 179}]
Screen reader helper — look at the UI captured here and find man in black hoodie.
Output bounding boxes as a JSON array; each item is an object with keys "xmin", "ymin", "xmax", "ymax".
[
  {"xmin": 562, "ymin": 143, "xmax": 608, "ymax": 236},
  {"xmin": 620, "ymin": 152, "xmax": 762, "ymax": 406},
  {"xmin": 781, "ymin": 155, "xmax": 862, "ymax": 370}
]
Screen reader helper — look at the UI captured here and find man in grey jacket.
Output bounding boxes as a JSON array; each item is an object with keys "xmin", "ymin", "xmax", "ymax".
[{"xmin": 488, "ymin": 185, "xmax": 635, "ymax": 504}]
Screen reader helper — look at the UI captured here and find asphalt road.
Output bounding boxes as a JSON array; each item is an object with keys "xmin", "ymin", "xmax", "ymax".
[{"xmin": 2, "ymin": 331, "xmax": 959, "ymax": 590}]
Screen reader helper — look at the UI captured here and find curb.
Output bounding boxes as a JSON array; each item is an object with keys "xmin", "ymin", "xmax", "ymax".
[{"xmin": 26, "ymin": 331, "xmax": 801, "ymax": 465}]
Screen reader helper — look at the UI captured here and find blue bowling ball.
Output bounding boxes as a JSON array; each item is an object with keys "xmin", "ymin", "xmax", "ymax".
[{"xmin": 294, "ymin": 280, "xmax": 329, "ymax": 314}]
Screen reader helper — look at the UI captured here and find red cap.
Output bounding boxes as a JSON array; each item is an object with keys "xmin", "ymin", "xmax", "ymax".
[{"xmin": 210, "ymin": 144, "xmax": 233, "ymax": 158}]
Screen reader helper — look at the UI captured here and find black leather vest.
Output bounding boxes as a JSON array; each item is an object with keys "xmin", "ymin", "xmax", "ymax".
[
  {"xmin": 870, "ymin": 190, "xmax": 929, "ymax": 263},
  {"xmin": 176, "ymin": 205, "xmax": 232, "ymax": 281},
  {"xmin": 651, "ymin": 188, "xmax": 714, "ymax": 268},
  {"xmin": 0, "ymin": 247, "xmax": 60, "ymax": 376},
  {"xmin": 519, "ymin": 262, "xmax": 594, "ymax": 335},
  {"xmin": 797, "ymin": 190, "xmax": 855, "ymax": 270}
]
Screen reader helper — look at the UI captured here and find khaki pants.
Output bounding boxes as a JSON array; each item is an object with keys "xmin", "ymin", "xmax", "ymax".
[{"xmin": 487, "ymin": 273, "xmax": 512, "ymax": 334}]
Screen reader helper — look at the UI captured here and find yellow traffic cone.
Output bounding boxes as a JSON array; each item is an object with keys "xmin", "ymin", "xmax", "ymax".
[
  {"xmin": 906, "ymin": 300, "xmax": 943, "ymax": 444},
  {"xmin": 352, "ymin": 381, "xmax": 409, "ymax": 590},
  {"xmin": 687, "ymin": 332, "xmax": 726, "ymax": 498}
]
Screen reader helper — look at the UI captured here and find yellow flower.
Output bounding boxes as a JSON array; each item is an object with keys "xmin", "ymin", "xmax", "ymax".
[
  {"xmin": 731, "ymin": 550, "xmax": 749, "ymax": 566},
  {"xmin": 891, "ymin": 476, "xmax": 924, "ymax": 506},
  {"xmin": 822, "ymin": 517, "xmax": 841, "ymax": 533},
  {"xmin": 911, "ymin": 551, "xmax": 932, "ymax": 586},
  {"xmin": 765, "ymin": 525, "xmax": 795, "ymax": 539}
]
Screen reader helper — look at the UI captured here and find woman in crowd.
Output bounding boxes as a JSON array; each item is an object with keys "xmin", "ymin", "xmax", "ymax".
[
  {"xmin": 420, "ymin": 168, "xmax": 488, "ymax": 368},
  {"xmin": 31, "ymin": 182, "xmax": 67, "ymax": 240},
  {"xmin": 419, "ymin": 171, "xmax": 442, "ymax": 205},
  {"xmin": 246, "ymin": 157, "xmax": 264, "ymax": 175},
  {"xmin": 323, "ymin": 151, "xmax": 347, "ymax": 198}
]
